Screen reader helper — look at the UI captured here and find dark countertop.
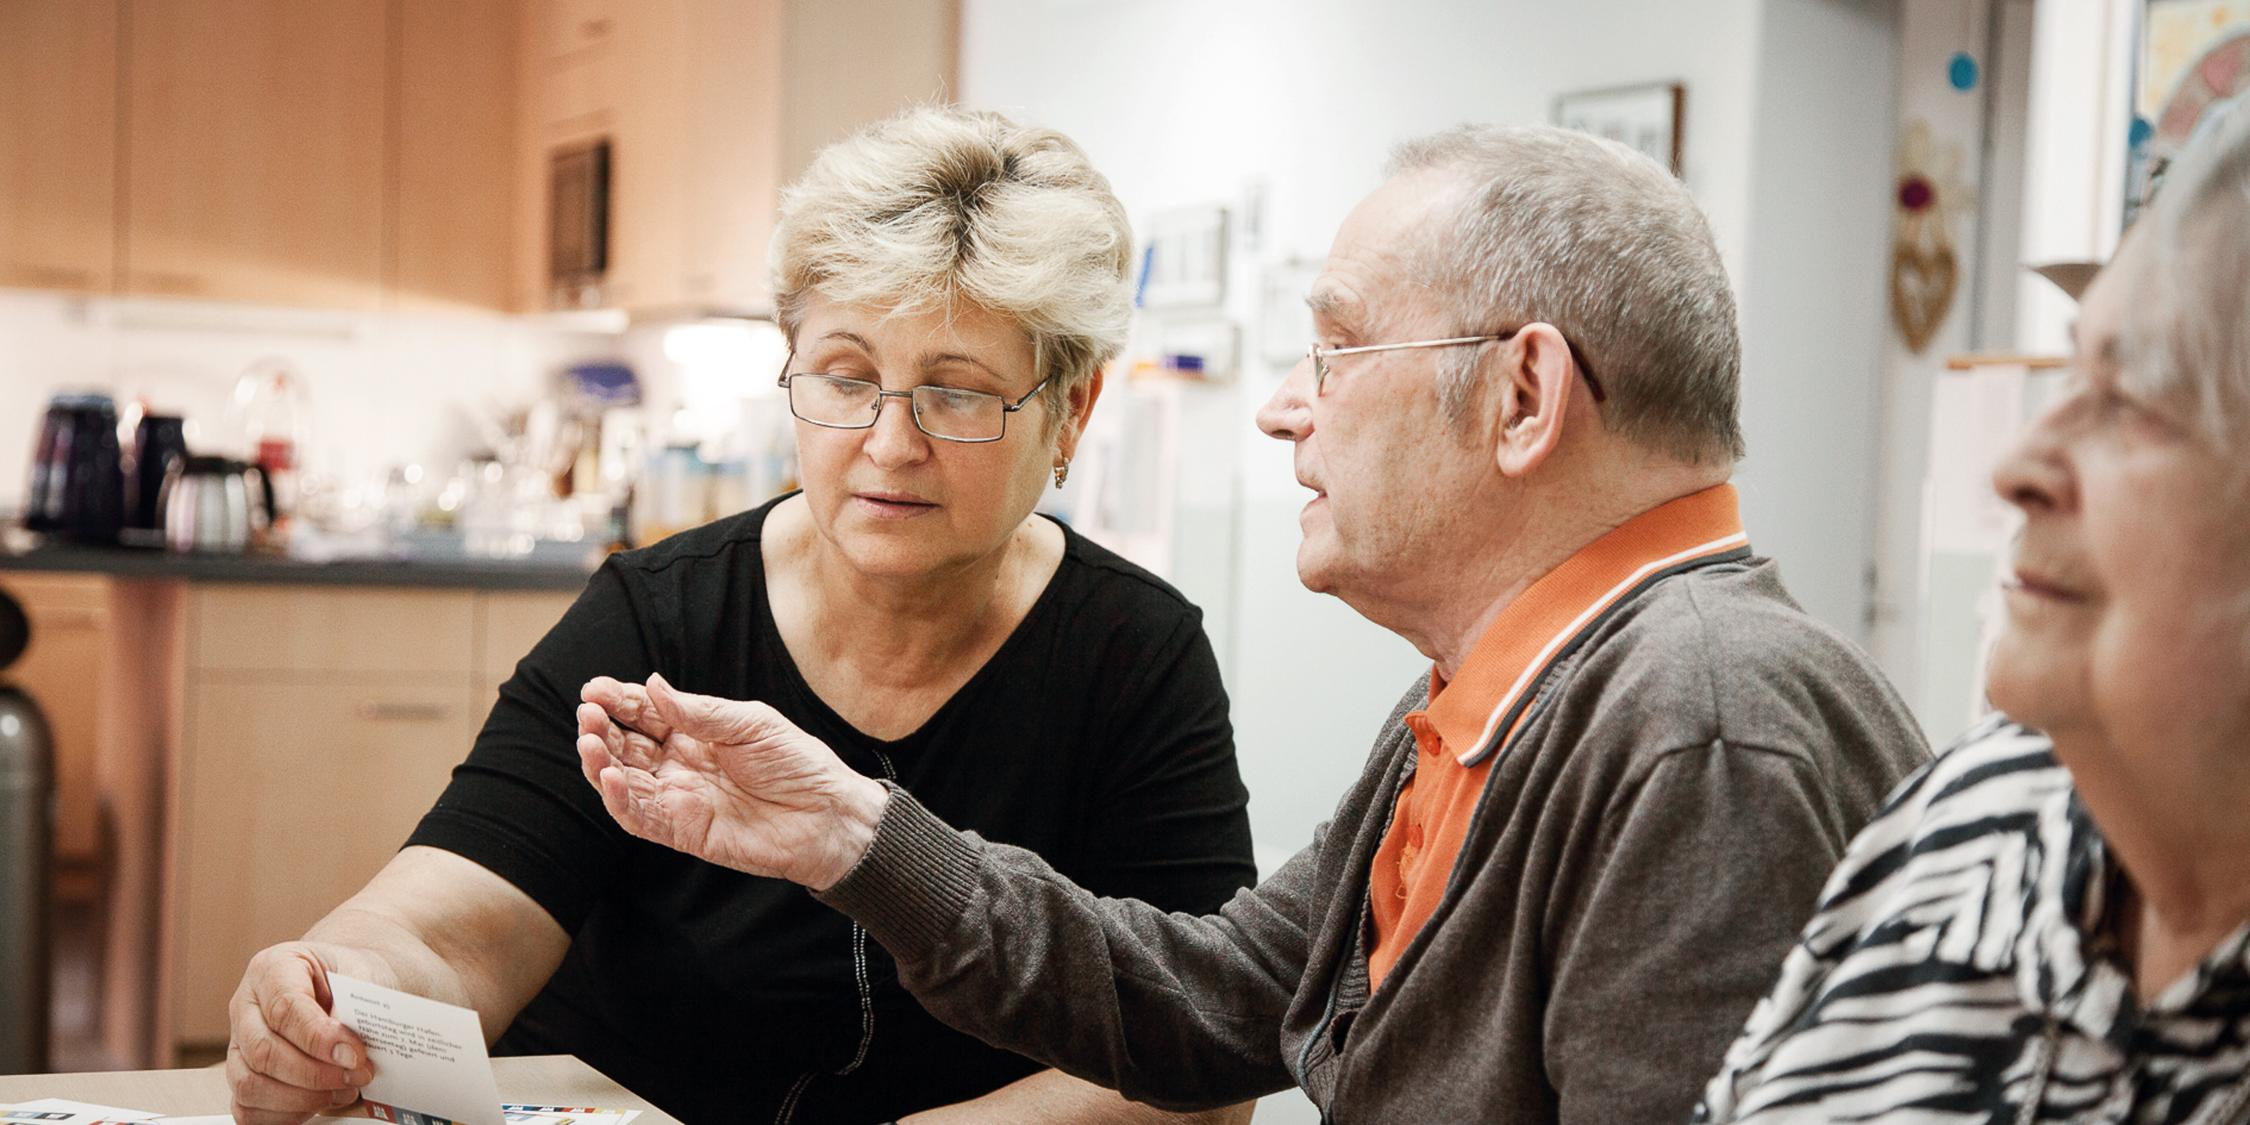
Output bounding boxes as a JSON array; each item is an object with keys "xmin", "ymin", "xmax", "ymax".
[{"xmin": 0, "ymin": 541, "xmax": 600, "ymax": 592}]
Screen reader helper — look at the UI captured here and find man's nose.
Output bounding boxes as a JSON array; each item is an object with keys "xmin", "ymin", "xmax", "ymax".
[{"xmin": 1257, "ymin": 353, "xmax": 1316, "ymax": 442}]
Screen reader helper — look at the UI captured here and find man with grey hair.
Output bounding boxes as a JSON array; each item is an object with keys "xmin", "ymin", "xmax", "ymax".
[{"xmin": 574, "ymin": 124, "xmax": 1929, "ymax": 1122}]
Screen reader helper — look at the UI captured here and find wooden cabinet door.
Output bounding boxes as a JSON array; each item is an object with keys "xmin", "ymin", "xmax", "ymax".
[
  {"xmin": 678, "ymin": 0, "xmax": 782, "ymax": 310},
  {"xmin": 122, "ymin": 0, "xmax": 389, "ymax": 308},
  {"xmin": 392, "ymin": 0, "xmax": 519, "ymax": 313},
  {"xmin": 597, "ymin": 0, "xmax": 688, "ymax": 312},
  {"xmin": 0, "ymin": 574, "xmax": 110, "ymax": 867},
  {"xmin": 0, "ymin": 0, "xmax": 119, "ymax": 294},
  {"xmin": 535, "ymin": 0, "xmax": 622, "ymax": 62},
  {"xmin": 777, "ymin": 0, "xmax": 959, "ymax": 186},
  {"xmin": 169, "ymin": 674, "xmax": 478, "ymax": 1046},
  {"xmin": 188, "ymin": 585, "xmax": 475, "ymax": 677}
]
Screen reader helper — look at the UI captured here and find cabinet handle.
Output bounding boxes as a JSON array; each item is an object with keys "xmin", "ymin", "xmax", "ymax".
[
  {"xmin": 2, "ymin": 263, "xmax": 97, "ymax": 290},
  {"xmin": 357, "ymin": 702, "xmax": 449, "ymax": 723},
  {"xmin": 133, "ymin": 271, "xmax": 207, "ymax": 295},
  {"xmin": 30, "ymin": 608, "xmax": 105, "ymax": 629}
]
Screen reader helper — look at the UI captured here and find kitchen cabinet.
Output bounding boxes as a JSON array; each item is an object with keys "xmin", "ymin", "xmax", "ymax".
[
  {"xmin": 516, "ymin": 0, "xmax": 956, "ymax": 315},
  {"xmin": 122, "ymin": 0, "xmax": 391, "ymax": 309},
  {"xmin": 535, "ymin": 0, "xmax": 622, "ymax": 62},
  {"xmin": 391, "ymin": 0, "xmax": 522, "ymax": 314},
  {"xmin": 7, "ymin": 0, "xmax": 952, "ymax": 315},
  {"xmin": 163, "ymin": 583, "xmax": 576, "ymax": 1052},
  {"xmin": 0, "ymin": 0, "xmax": 119, "ymax": 295},
  {"xmin": 0, "ymin": 573, "xmax": 112, "ymax": 871},
  {"xmin": 170, "ymin": 675, "xmax": 477, "ymax": 1044},
  {"xmin": 39, "ymin": 0, "xmax": 518, "ymax": 312}
]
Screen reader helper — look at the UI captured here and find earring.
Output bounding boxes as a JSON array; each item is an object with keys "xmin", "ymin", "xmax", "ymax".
[{"xmin": 1053, "ymin": 461, "xmax": 1070, "ymax": 489}]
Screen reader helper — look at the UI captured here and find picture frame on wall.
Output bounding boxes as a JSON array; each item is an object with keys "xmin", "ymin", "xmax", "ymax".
[
  {"xmin": 1552, "ymin": 81, "xmax": 1686, "ymax": 176},
  {"xmin": 2133, "ymin": 0, "xmax": 2250, "ymax": 224},
  {"xmin": 1138, "ymin": 204, "xmax": 1230, "ymax": 311}
]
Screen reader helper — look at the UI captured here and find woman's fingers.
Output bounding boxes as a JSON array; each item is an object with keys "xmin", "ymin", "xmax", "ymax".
[
  {"xmin": 588, "ymin": 757, "xmax": 672, "ymax": 847},
  {"xmin": 577, "ymin": 732, "xmax": 619, "ymax": 791},
  {"xmin": 582, "ymin": 676, "xmax": 674, "ymax": 743},
  {"xmin": 575, "ymin": 701, "xmax": 627, "ymax": 759},
  {"xmin": 577, "ymin": 702, "xmax": 667, "ymax": 772},
  {"xmin": 580, "ymin": 692, "xmax": 673, "ymax": 770},
  {"xmin": 645, "ymin": 672, "xmax": 778, "ymax": 745}
]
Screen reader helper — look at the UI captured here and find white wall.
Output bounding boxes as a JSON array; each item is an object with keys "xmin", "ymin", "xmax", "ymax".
[
  {"xmin": 1866, "ymin": 0, "xmax": 2027, "ymax": 739},
  {"xmin": 1735, "ymin": 0, "xmax": 1899, "ymax": 648},
  {"xmin": 0, "ymin": 291, "xmax": 614, "ymax": 513}
]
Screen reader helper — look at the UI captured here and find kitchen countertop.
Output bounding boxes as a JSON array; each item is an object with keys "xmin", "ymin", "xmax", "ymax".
[{"xmin": 0, "ymin": 540, "xmax": 600, "ymax": 591}]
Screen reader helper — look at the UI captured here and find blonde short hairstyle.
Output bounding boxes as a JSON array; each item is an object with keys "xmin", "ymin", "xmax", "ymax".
[{"xmin": 771, "ymin": 107, "xmax": 1135, "ymax": 421}]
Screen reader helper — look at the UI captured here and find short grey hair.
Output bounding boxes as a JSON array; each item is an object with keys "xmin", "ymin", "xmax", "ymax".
[
  {"xmin": 1387, "ymin": 125, "xmax": 1744, "ymax": 462},
  {"xmin": 2118, "ymin": 100, "xmax": 2250, "ymax": 450},
  {"xmin": 771, "ymin": 107, "xmax": 1135, "ymax": 423}
]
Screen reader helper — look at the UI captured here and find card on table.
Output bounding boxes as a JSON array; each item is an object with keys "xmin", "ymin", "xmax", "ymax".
[
  {"xmin": 0, "ymin": 1099, "xmax": 161, "ymax": 1124},
  {"xmin": 327, "ymin": 973, "xmax": 506, "ymax": 1125}
]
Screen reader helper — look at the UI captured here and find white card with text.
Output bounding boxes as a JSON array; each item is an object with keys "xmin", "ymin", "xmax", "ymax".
[{"xmin": 327, "ymin": 973, "xmax": 505, "ymax": 1125}]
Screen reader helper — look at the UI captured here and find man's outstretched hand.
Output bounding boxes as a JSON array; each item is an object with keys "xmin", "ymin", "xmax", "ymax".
[{"xmin": 576, "ymin": 673, "xmax": 889, "ymax": 891}]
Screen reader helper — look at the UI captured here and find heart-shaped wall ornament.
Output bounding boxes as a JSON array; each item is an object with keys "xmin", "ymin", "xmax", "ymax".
[
  {"xmin": 1891, "ymin": 236, "xmax": 1957, "ymax": 353},
  {"xmin": 1891, "ymin": 118, "xmax": 1970, "ymax": 354}
]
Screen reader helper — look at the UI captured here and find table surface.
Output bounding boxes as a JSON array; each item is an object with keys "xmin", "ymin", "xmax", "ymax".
[{"xmin": 0, "ymin": 1055, "xmax": 679, "ymax": 1123}]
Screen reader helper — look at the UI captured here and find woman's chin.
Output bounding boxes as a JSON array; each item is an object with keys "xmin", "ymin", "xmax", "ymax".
[
  {"xmin": 1982, "ymin": 634, "xmax": 2076, "ymax": 732},
  {"xmin": 823, "ymin": 527, "xmax": 959, "ymax": 580}
]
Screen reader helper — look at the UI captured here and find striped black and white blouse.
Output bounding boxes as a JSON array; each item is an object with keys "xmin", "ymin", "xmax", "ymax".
[{"xmin": 1698, "ymin": 716, "xmax": 2250, "ymax": 1124}]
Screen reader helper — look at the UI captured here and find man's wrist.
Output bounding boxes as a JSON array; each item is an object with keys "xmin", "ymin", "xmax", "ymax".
[{"xmin": 811, "ymin": 774, "xmax": 890, "ymax": 892}]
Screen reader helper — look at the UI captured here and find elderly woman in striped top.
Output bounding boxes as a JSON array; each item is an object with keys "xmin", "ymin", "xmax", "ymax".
[{"xmin": 1700, "ymin": 108, "xmax": 2250, "ymax": 1124}]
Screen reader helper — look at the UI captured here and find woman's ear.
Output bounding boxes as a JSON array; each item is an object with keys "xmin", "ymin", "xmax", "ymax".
[
  {"xmin": 1056, "ymin": 366, "xmax": 1107, "ymax": 462},
  {"xmin": 1492, "ymin": 324, "xmax": 1575, "ymax": 479}
]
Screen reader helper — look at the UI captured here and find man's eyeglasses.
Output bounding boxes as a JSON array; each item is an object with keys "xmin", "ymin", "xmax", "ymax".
[
  {"xmin": 1306, "ymin": 327, "xmax": 1606, "ymax": 402},
  {"xmin": 778, "ymin": 356, "xmax": 1050, "ymax": 444}
]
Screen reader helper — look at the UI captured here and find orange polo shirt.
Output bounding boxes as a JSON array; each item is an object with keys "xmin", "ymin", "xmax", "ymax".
[{"xmin": 1365, "ymin": 484, "xmax": 1750, "ymax": 987}]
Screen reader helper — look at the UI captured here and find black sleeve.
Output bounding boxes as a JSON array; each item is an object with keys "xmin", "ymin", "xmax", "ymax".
[
  {"xmin": 405, "ymin": 561, "xmax": 662, "ymax": 933},
  {"xmin": 1070, "ymin": 610, "xmax": 1257, "ymax": 914}
]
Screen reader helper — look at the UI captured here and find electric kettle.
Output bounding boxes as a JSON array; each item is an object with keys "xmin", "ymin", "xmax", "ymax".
[{"xmin": 23, "ymin": 393, "xmax": 126, "ymax": 543}]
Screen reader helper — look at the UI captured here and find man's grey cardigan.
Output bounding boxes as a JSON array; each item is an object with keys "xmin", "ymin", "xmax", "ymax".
[{"xmin": 820, "ymin": 559, "xmax": 1929, "ymax": 1123}]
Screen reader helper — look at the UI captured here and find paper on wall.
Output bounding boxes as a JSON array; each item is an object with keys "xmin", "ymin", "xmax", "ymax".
[{"xmin": 327, "ymin": 974, "xmax": 505, "ymax": 1125}]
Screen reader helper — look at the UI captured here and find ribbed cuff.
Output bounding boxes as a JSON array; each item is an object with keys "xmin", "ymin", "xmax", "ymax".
[{"xmin": 813, "ymin": 781, "xmax": 983, "ymax": 957}]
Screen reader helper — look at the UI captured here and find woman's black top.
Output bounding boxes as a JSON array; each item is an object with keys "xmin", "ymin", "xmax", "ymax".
[{"xmin": 405, "ymin": 495, "xmax": 1257, "ymax": 1124}]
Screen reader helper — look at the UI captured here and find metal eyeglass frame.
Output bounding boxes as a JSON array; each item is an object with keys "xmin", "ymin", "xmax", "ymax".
[
  {"xmin": 776, "ymin": 354, "xmax": 1052, "ymax": 444},
  {"xmin": 1307, "ymin": 327, "xmax": 1606, "ymax": 402}
]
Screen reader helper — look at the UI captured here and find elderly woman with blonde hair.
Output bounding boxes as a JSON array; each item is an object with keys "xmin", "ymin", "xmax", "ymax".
[
  {"xmin": 1700, "ymin": 105, "xmax": 2250, "ymax": 1123},
  {"xmin": 218, "ymin": 108, "xmax": 1256, "ymax": 1125}
]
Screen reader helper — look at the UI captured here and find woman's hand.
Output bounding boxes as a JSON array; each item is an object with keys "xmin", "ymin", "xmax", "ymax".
[
  {"xmin": 576, "ymin": 673, "xmax": 889, "ymax": 890},
  {"xmin": 225, "ymin": 942, "xmax": 374, "ymax": 1125}
]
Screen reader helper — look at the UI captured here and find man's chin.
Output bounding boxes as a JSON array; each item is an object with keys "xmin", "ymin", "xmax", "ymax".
[{"xmin": 1295, "ymin": 549, "xmax": 1337, "ymax": 596}]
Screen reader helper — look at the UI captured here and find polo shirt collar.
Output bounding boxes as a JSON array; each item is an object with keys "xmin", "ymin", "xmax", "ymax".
[{"xmin": 1428, "ymin": 483, "xmax": 1750, "ymax": 766}]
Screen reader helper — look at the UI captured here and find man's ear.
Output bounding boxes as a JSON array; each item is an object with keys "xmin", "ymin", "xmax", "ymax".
[
  {"xmin": 1056, "ymin": 365, "xmax": 1106, "ymax": 462},
  {"xmin": 1491, "ymin": 324, "xmax": 1577, "ymax": 478}
]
